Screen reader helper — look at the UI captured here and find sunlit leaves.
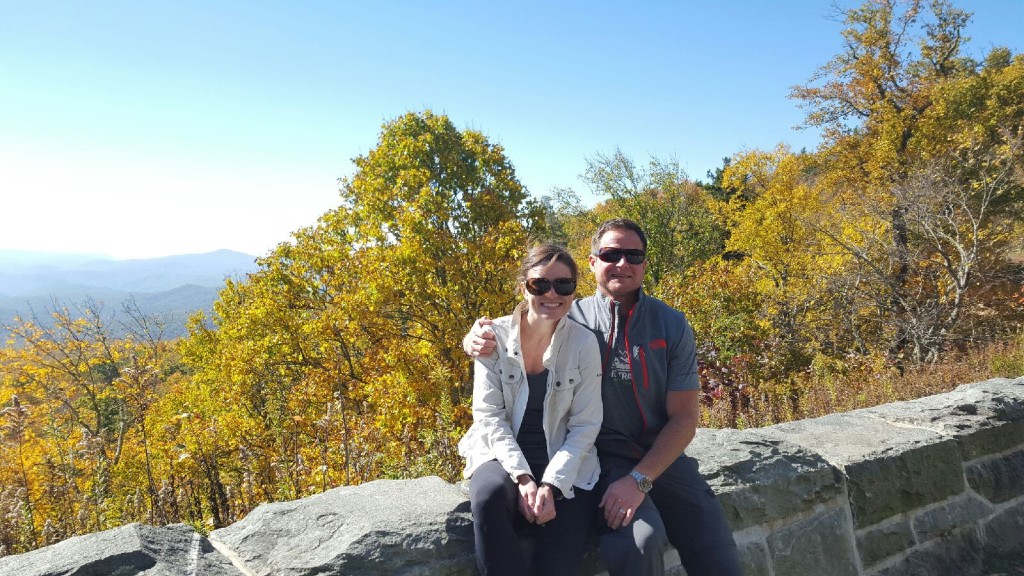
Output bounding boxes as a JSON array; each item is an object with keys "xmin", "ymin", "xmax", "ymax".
[
  {"xmin": 0, "ymin": 304, "xmax": 178, "ymax": 551},
  {"xmin": 580, "ymin": 148, "xmax": 727, "ymax": 289},
  {"xmin": 173, "ymin": 110, "xmax": 536, "ymax": 516}
]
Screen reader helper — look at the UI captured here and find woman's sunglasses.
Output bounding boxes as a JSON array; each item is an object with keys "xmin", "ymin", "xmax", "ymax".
[
  {"xmin": 525, "ymin": 277, "xmax": 577, "ymax": 296},
  {"xmin": 593, "ymin": 248, "xmax": 646, "ymax": 265}
]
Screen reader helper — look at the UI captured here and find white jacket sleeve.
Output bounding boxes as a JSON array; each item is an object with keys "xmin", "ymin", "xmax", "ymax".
[{"xmin": 471, "ymin": 354, "xmax": 532, "ymax": 481}]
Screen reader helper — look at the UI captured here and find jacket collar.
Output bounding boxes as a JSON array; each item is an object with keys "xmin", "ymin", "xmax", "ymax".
[
  {"xmin": 594, "ymin": 288, "xmax": 646, "ymax": 319},
  {"xmin": 504, "ymin": 300, "xmax": 572, "ymax": 368}
]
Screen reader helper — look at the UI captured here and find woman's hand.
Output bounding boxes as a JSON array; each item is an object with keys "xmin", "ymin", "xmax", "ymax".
[
  {"xmin": 516, "ymin": 475, "xmax": 538, "ymax": 523},
  {"xmin": 532, "ymin": 483, "xmax": 557, "ymax": 525}
]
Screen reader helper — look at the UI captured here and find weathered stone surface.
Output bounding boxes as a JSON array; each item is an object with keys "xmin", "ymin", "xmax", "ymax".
[
  {"xmin": 208, "ymin": 475, "xmax": 474, "ymax": 576},
  {"xmin": 736, "ymin": 539, "xmax": 771, "ymax": 576},
  {"xmin": 688, "ymin": 428, "xmax": 843, "ymax": 531},
  {"xmin": 913, "ymin": 494, "xmax": 993, "ymax": 542},
  {"xmin": 767, "ymin": 507, "xmax": 859, "ymax": 576},
  {"xmin": 856, "ymin": 517, "xmax": 915, "ymax": 568},
  {"xmin": 956, "ymin": 377, "xmax": 1024, "ymax": 399},
  {"xmin": 770, "ymin": 412, "xmax": 963, "ymax": 527},
  {"xmin": 965, "ymin": 449, "xmax": 1024, "ymax": 504},
  {"xmin": 873, "ymin": 526, "xmax": 984, "ymax": 576},
  {"xmin": 0, "ymin": 522, "xmax": 237, "ymax": 576},
  {"xmin": 980, "ymin": 500, "xmax": 1024, "ymax": 567},
  {"xmin": 865, "ymin": 377, "xmax": 1024, "ymax": 461}
]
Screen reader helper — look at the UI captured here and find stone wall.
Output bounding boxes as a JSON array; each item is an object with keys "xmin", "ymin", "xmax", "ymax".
[
  {"xmin": 1, "ymin": 377, "xmax": 1021, "ymax": 576},
  {"xmin": 692, "ymin": 377, "xmax": 1024, "ymax": 576}
]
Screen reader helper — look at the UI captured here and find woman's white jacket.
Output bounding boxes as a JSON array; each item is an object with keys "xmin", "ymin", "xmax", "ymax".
[{"xmin": 458, "ymin": 302, "xmax": 603, "ymax": 499}]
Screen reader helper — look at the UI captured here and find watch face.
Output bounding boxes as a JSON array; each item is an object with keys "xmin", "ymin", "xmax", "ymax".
[{"xmin": 631, "ymin": 470, "xmax": 652, "ymax": 492}]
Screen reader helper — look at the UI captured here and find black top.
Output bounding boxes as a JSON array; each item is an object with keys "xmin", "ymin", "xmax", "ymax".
[{"xmin": 516, "ymin": 369, "xmax": 549, "ymax": 477}]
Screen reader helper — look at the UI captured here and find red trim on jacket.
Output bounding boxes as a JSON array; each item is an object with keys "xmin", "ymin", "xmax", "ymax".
[{"xmin": 623, "ymin": 304, "xmax": 648, "ymax": 432}]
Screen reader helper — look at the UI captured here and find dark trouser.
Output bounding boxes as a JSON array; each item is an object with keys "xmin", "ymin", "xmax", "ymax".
[
  {"xmin": 469, "ymin": 459, "xmax": 595, "ymax": 576},
  {"xmin": 596, "ymin": 456, "xmax": 742, "ymax": 576}
]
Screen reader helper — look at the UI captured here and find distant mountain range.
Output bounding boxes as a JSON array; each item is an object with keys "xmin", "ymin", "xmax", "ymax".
[{"xmin": 0, "ymin": 250, "xmax": 260, "ymax": 340}]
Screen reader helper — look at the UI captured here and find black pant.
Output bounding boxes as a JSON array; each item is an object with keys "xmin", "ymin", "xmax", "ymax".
[
  {"xmin": 595, "ymin": 456, "xmax": 742, "ymax": 576},
  {"xmin": 469, "ymin": 459, "xmax": 595, "ymax": 576}
]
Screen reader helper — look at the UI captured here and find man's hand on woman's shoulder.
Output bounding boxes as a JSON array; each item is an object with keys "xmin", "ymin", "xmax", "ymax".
[{"xmin": 463, "ymin": 317, "xmax": 497, "ymax": 358}]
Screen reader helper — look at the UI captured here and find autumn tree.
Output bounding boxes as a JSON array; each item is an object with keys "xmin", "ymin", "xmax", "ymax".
[
  {"xmin": 0, "ymin": 300, "xmax": 177, "ymax": 550},
  {"xmin": 175, "ymin": 111, "xmax": 539, "ymax": 525},
  {"xmin": 791, "ymin": 0, "xmax": 1023, "ymax": 362},
  {"xmin": 581, "ymin": 149, "xmax": 727, "ymax": 289},
  {"xmin": 716, "ymin": 146, "xmax": 854, "ymax": 363}
]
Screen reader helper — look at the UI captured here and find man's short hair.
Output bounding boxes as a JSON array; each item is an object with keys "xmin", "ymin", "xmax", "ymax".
[{"xmin": 591, "ymin": 218, "xmax": 648, "ymax": 253}]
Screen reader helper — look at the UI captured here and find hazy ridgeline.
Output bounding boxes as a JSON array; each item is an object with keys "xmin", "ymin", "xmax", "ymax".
[{"xmin": 0, "ymin": 250, "xmax": 258, "ymax": 340}]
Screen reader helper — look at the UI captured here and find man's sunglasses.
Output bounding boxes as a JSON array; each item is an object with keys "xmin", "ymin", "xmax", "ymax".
[
  {"xmin": 525, "ymin": 277, "xmax": 578, "ymax": 296},
  {"xmin": 593, "ymin": 248, "xmax": 646, "ymax": 265}
]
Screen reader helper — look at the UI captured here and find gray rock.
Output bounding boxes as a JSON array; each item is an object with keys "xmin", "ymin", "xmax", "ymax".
[
  {"xmin": 0, "ymin": 523, "xmax": 237, "ymax": 576},
  {"xmin": 736, "ymin": 539, "xmax": 771, "ymax": 576},
  {"xmin": 856, "ymin": 517, "xmax": 916, "ymax": 568},
  {"xmin": 980, "ymin": 500, "xmax": 1024, "ymax": 566},
  {"xmin": 866, "ymin": 377, "xmax": 1024, "ymax": 461},
  {"xmin": 766, "ymin": 506, "xmax": 859, "ymax": 576},
  {"xmin": 965, "ymin": 449, "xmax": 1024, "ymax": 504},
  {"xmin": 873, "ymin": 526, "xmax": 984, "ymax": 576},
  {"xmin": 208, "ymin": 475, "xmax": 475, "ymax": 576},
  {"xmin": 688, "ymin": 428, "xmax": 843, "ymax": 531},
  {"xmin": 913, "ymin": 494, "xmax": 993, "ymax": 542},
  {"xmin": 770, "ymin": 412, "xmax": 964, "ymax": 527}
]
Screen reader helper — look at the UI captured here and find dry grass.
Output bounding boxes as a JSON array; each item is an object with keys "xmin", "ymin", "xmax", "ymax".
[{"xmin": 701, "ymin": 334, "xmax": 1024, "ymax": 429}]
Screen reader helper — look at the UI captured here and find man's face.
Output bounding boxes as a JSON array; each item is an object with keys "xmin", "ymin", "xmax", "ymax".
[{"xmin": 588, "ymin": 228, "xmax": 646, "ymax": 300}]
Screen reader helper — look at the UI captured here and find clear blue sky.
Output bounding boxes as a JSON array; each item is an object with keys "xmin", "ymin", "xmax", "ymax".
[{"xmin": 2, "ymin": 1, "xmax": 1021, "ymax": 259}]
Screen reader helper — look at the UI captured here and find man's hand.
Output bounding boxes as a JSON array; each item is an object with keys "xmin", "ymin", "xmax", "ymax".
[
  {"xmin": 599, "ymin": 475, "xmax": 645, "ymax": 529},
  {"xmin": 462, "ymin": 317, "xmax": 497, "ymax": 358}
]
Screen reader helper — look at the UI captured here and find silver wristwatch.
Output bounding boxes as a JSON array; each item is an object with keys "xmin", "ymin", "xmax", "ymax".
[{"xmin": 629, "ymin": 470, "xmax": 653, "ymax": 493}]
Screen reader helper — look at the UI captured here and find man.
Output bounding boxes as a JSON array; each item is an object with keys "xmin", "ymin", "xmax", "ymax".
[{"xmin": 464, "ymin": 218, "xmax": 742, "ymax": 576}]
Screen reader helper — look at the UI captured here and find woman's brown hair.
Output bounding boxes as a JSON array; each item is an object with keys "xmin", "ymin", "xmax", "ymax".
[{"xmin": 515, "ymin": 243, "xmax": 578, "ymax": 285}]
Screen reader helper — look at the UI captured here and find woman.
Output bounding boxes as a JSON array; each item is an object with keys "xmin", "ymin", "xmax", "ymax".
[{"xmin": 459, "ymin": 243, "xmax": 603, "ymax": 576}]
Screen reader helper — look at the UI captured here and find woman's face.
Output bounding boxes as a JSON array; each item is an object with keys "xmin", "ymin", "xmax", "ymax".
[{"xmin": 522, "ymin": 259, "xmax": 576, "ymax": 322}]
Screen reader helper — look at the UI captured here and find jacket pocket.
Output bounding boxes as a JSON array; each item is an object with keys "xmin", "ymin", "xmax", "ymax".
[
  {"xmin": 498, "ymin": 357, "xmax": 523, "ymax": 385},
  {"xmin": 499, "ymin": 358, "xmax": 523, "ymax": 413},
  {"xmin": 550, "ymin": 368, "xmax": 582, "ymax": 414}
]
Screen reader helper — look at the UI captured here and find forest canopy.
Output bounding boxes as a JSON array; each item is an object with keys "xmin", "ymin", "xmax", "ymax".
[{"xmin": 1, "ymin": 0, "xmax": 1022, "ymax": 556}]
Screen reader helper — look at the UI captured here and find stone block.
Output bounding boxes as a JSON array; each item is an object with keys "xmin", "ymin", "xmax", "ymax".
[
  {"xmin": 913, "ymin": 494, "xmax": 993, "ymax": 542},
  {"xmin": 688, "ymin": 428, "xmax": 843, "ymax": 531},
  {"xmin": 209, "ymin": 475, "xmax": 475, "ymax": 576},
  {"xmin": 0, "ymin": 523, "xmax": 237, "ymax": 576},
  {"xmin": 856, "ymin": 517, "xmax": 915, "ymax": 568},
  {"xmin": 965, "ymin": 449, "xmax": 1024, "ymax": 504},
  {"xmin": 737, "ymin": 539, "xmax": 771, "ymax": 576},
  {"xmin": 980, "ymin": 499, "xmax": 1024, "ymax": 567},
  {"xmin": 767, "ymin": 507, "xmax": 858, "ymax": 576},
  {"xmin": 872, "ymin": 526, "xmax": 984, "ymax": 576},
  {"xmin": 866, "ymin": 377, "xmax": 1024, "ymax": 461},
  {"xmin": 770, "ymin": 412, "xmax": 964, "ymax": 527}
]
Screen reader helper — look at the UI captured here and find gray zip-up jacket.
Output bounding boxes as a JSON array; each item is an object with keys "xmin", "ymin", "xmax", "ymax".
[
  {"xmin": 570, "ymin": 289, "xmax": 699, "ymax": 461},
  {"xmin": 458, "ymin": 302, "xmax": 604, "ymax": 498}
]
